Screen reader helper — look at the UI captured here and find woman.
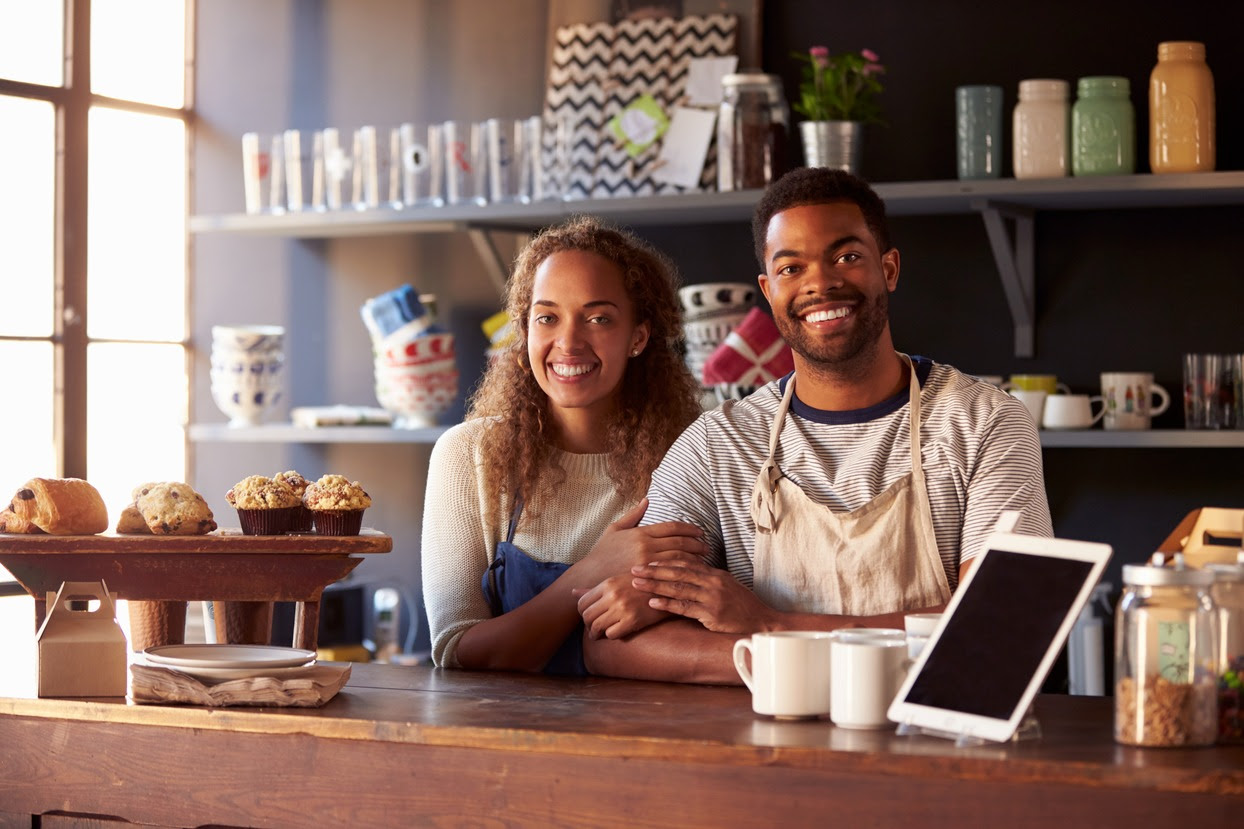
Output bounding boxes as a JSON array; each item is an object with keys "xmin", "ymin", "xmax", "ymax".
[{"xmin": 421, "ymin": 216, "xmax": 706, "ymax": 674}]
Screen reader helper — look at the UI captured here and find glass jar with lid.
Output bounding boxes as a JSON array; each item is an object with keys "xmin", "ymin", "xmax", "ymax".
[
  {"xmin": 1207, "ymin": 552, "xmax": 1244, "ymax": 742},
  {"xmin": 717, "ymin": 72, "xmax": 789, "ymax": 191},
  {"xmin": 1115, "ymin": 553, "xmax": 1219, "ymax": 746},
  {"xmin": 1013, "ymin": 79, "xmax": 1070, "ymax": 179},
  {"xmin": 1149, "ymin": 41, "xmax": 1215, "ymax": 173}
]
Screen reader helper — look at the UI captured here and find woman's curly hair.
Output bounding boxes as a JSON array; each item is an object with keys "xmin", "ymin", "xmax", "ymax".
[{"xmin": 467, "ymin": 215, "xmax": 702, "ymax": 527}]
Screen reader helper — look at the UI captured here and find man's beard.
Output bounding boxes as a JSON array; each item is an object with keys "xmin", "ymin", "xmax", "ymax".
[{"xmin": 775, "ymin": 291, "xmax": 890, "ymax": 369}]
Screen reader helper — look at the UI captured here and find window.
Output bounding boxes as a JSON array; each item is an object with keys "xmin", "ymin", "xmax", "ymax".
[{"xmin": 0, "ymin": 4, "xmax": 191, "ymax": 594}]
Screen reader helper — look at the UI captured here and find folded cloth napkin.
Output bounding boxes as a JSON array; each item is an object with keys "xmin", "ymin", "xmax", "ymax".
[
  {"xmin": 701, "ymin": 307, "xmax": 793, "ymax": 386},
  {"xmin": 130, "ymin": 663, "xmax": 351, "ymax": 708}
]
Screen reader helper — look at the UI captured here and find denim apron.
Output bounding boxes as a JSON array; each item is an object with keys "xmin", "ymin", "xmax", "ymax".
[{"xmin": 480, "ymin": 498, "xmax": 587, "ymax": 676}]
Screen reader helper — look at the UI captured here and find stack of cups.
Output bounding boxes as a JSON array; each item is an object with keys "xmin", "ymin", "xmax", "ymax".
[
  {"xmin": 209, "ymin": 325, "xmax": 285, "ymax": 427},
  {"xmin": 679, "ymin": 282, "xmax": 757, "ymax": 387},
  {"xmin": 362, "ymin": 286, "xmax": 458, "ymax": 429},
  {"xmin": 1184, "ymin": 353, "xmax": 1244, "ymax": 429}
]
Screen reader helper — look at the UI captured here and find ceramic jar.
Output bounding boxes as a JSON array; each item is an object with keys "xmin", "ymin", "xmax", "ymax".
[
  {"xmin": 1072, "ymin": 76, "xmax": 1135, "ymax": 176},
  {"xmin": 1013, "ymin": 79, "xmax": 1070, "ymax": 179},
  {"xmin": 1150, "ymin": 41, "xmax": 1215, "ymax": 173}
]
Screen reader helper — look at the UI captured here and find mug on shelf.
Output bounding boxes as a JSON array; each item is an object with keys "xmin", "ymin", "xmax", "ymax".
[
  {"xmin": 1002, "ymin": 374, "xmax": 1070, "ymax": 395},
  {"xmin": 1042, "ymin": 393, "xmax": 1106, "ymax": 430},
  {"xmin": 1008, "ymin": 389, "xmax": 1048, "ymax": 426},
  {"xmin": 1100, "ymin": 371, "xmax": 1169, "ymax": 430}
]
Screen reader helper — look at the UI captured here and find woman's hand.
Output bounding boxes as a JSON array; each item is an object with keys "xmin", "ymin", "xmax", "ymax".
[
  {"xmin": 630, "ymin": 558, "xmax": 777, "ymax": 634},
  {"xmin": 576, "ymin": 498, "xmax": 709, "ymax": 585}
]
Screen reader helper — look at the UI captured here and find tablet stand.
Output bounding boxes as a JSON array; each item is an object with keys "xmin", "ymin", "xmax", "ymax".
[{"xmin": 894, "ymin": 703, "xmax": 1041, "ymax": 747}]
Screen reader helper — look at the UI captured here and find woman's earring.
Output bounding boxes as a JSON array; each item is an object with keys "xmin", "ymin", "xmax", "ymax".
[{"xmin": 631, "ymin": 348, "xmax": 640, "ymax": 357}]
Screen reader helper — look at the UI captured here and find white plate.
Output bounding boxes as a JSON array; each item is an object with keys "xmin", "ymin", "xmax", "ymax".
[
  {"xmin": 152, "ymin": 663, "xmax": 318, "ymax": 681},
  {"xmin": 143, "ymin": 644, "xmax": 316, "ymax": 670}
]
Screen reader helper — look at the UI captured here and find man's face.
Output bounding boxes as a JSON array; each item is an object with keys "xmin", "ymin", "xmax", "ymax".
[{"xmin": 757, "ymin": 201, "xmax": 899, "ymax": 369}]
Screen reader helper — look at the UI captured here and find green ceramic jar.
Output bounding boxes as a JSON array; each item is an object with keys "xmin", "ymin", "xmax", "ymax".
[{"xmin": 1072, "ymin": 76, "xmax": 1135, "ymax": 176}]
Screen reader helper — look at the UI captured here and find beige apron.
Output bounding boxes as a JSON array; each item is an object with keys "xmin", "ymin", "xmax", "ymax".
[{"xmin": 749, "ymin": 354, "xmax": 951, "ymax": 616}]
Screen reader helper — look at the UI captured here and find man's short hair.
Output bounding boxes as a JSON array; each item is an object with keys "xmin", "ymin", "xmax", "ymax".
[{"xmin": 751, "ymin": 167, "xmax": 892, "ymax": 269}]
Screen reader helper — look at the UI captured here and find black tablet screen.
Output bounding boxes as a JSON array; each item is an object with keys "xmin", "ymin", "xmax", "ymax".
[{"xmin": 901, "ymin": 549, "xmax": 1095, "ymax": 720}]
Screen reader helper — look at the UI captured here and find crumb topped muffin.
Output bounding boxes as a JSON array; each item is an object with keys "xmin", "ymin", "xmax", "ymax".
[
  {"xmin": 305, "ymin": 474, "xmax": 371, "ymax": 535},
  {"xmin": 273, "ymin": 470, "xmax": 313, "ymax": 531},
  {"xmin": 226, "ymin": 475, "xmax": 300, "ymax": 534}
]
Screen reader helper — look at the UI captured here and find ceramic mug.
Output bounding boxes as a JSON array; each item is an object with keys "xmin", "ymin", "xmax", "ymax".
[
  {"xmin": 829, "ymin": 628, "xmax": 909, "ymax": 729},
  {"xmin": 733, "ymin": 631, "xmax": 833, "ymax": 719},
  {"xmin": 1100, "ymin": 372, "xmax": 1170, "ymax": 430},
  {"xmin": 1002, "ymin": 374, "xmax": 1071, "ymax": 395},
  {"xmin": 903, "ymin": 612, "xmax": 942, "ymax": 660},
  {"xmin": 1041, "ymin": 393, "xmax": 1106, "ymax": 430},
  {"xmin": 1008, "ymin": 389, "xmax": 1048, "ymax": 426}
]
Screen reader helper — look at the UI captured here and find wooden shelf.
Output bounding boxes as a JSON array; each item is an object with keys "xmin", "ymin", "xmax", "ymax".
[
  {"xmin": 1038, "ymin": 429, "xmax": 1244, "ymax": 448},
  {"xmin": 188, "ymin": 172, "xmax": 1244, "ymax": 238},
  {"xmin": 188, "ymin": 423, "xmax": 450, "ymax": 444}
]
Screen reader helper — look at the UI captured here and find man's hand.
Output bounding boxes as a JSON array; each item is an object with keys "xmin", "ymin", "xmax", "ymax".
[{"xmin": 630, "ymin": 558, "xmax": 777, "ymax": 634}]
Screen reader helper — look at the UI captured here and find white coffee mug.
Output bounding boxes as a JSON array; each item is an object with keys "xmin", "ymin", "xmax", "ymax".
[
  {"xmin": 1041, "ymin": 393, "xmax": 1106, "ymax": 430},
  {"xmin": 1100, "ymin": 372, "xmax": 1170, "ymax": 430},
  {"xmin": 829, "ymin": 628, "xmax": 908, "ymax": 729},
  {"xmin": 1008, "ymin": 389, "xmax": 1048, "ymax": 426},
  {"xmin": 733, "ymin": 631, "xmax": 833, "ymax": 719},
  {"xmin": 903, "ymin": 612, "xmax": 942, "ymax": 660}
]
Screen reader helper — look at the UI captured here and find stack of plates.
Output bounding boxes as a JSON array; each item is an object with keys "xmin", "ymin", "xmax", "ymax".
[{"xmin": 142, "ymin": 644, "xmax": 316, "ymax": 680}]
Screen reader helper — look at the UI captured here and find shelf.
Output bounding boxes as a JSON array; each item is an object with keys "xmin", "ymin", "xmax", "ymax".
[
  {"xmin": 189, "ymin": 173, "xmax": 1244, "ymax": 238},
  {"xmin": 189, "ymin": 172, "xmax": 1244, "ymax": 357},
  {"xmin": 186, "ymin": 422, "xmax": 1244, "ymax": 448},
  {"xmin": 1038, "ymin": 430, "xmax": 1244, "ymax": 448},
  {"xmin": 188, "ymin": 423, "xmax": 450, "ymax": 444}
]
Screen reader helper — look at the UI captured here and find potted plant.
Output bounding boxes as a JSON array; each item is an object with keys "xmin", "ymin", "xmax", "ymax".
[{"xmin": 791, "ymin": 46, "xmax": 885, "ymax": 173}]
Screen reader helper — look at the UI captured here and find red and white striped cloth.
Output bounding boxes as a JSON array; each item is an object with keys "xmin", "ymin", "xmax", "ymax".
[{"xmin": 702, "ymin": 307, "xmax": 793, "ymax": 386}]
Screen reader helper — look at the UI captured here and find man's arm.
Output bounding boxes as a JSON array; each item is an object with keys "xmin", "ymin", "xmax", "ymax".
[{"xmin": 582, "ymin": 618, "xmax": 743, "ymax": 685}]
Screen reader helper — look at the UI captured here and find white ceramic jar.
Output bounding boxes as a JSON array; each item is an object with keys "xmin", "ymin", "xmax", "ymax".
[{"xmin": 1013, "ymin": 79, "xmax": 1070, "ymax": 179}]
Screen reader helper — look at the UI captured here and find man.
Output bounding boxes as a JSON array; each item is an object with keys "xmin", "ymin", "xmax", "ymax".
[{"xmin": 576, "ymin": 167, "xmax": 1053, "ymax": 683}]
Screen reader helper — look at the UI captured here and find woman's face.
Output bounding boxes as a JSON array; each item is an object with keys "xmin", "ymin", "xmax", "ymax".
[{"xmin": 526, "ymin": 249, "xmax": 650, "ymax": 424}]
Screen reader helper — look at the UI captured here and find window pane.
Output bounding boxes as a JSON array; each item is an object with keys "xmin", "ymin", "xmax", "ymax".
[
  {"xmin": 87, "ymin": 107, "xmax": 186, "ymax": 341},
  {"xmin": 0, "ymin": 0, "xmax": 64, "ymax": 87},
  {"xmin": 0, "ymin": 96, "xmax": 55, "ymax": 337},
  {"xmin": 91, "ymin": 0, "xmax": 185, "ymax": 108},
  {"xmin": 87, "ymin": 343, "xmax": 186, "ymax": 522},
  {"xmin": 0, "ymin": 341, "xmax": 56, "ymax": 513}
]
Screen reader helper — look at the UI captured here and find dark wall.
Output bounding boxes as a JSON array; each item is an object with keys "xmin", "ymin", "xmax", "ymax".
[{"xmin": 645, "ymin": 0, "xmax": 1244, "ymax": 591}]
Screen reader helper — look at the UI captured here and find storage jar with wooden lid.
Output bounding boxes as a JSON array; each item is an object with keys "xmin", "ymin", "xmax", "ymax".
[
  {"xmin": 1115, "ymin": 553, "xmax": 1219, "ymax": 747},
  {"xmin": 1149, "ymin": 41, "xmax": 1216, "ymax": 173},
  {"xmin": 1013, "ymin": 79, "xmax": 1070, "ymax": 179}
]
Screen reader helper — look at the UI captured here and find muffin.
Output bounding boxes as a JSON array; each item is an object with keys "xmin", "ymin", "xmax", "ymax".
[
  {"xmin": 273, "ymin": 470, "xmax": 313, "ymax": 532},
  {"xmin": 303, "ymin": 474, "xmax": 372, "ymax": 535},
  {"xmin": 225, "ymin": 475, "xmax": 300, "ymax": 535}
]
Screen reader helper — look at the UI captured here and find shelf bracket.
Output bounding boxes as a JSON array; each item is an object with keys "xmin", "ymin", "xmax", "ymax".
[
  {"xmin": 466, "ymin": 227, "xmax": 517, "ymax": 298},
  {"xmin": 973, "ymin": 199, "xmax": 1035, "ymax": 358}
]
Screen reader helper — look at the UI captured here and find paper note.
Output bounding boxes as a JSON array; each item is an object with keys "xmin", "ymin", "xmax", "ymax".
[
  {"xmin": 609, "ymin": 95, "xmax": 670, "ymax": 157},
  {"xmin": 651, "ymin": 107, "xmax": 717, "ymax": 189},
  {"xmin": 685, "ymin": 56, "xmax": 739, "ymax": 106}
]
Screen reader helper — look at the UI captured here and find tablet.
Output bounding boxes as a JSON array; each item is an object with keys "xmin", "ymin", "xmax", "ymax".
[{"xmin": 887, "ymin": 531, "xmax": 1112, "ymax": 744}]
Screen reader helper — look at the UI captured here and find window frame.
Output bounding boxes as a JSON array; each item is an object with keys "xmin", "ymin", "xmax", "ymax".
[{"xmin": 0, "ymin": 0, "xmax": 196, "ymax": 583}]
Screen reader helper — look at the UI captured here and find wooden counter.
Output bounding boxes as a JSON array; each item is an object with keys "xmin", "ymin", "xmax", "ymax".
[{"xmin": 0, "ymin": 663, "xmax": 1240, "ymax": 828}]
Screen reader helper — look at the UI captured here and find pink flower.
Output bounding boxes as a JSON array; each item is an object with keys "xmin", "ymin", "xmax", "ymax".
[
  {"xmin": 863, "ymin": 62, "xmax": 885, "ymax": 77},
  {"xmin": 809, "ymin": 45, "xmax": 830, "ymax": 68},
  {"xmin": 861, "ymin": 48, "xmax": 880, "ymax": 62}
]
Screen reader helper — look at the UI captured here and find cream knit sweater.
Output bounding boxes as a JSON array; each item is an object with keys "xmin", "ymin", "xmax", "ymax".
[{"xmin": 420, "ymin": 418, "xmax": 633, "ymax": 667}]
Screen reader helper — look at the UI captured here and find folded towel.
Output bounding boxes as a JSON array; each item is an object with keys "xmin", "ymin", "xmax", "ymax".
[
  {"xmin": 130, "ymin": 663, "xmax": 351, "ymax": 708},
  {"xmin": 702, "ymin": 308, "xmax": 793, "ymax": 386}
]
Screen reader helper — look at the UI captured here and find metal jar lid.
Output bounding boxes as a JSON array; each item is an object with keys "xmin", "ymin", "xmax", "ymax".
[
  {"xmin": 722, "ymin": 72, "xmax": 782, "ymax": 89},
  {"xmin": 1122, "ymin": 553, "xmax": 1215, "ymax": 587}
]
